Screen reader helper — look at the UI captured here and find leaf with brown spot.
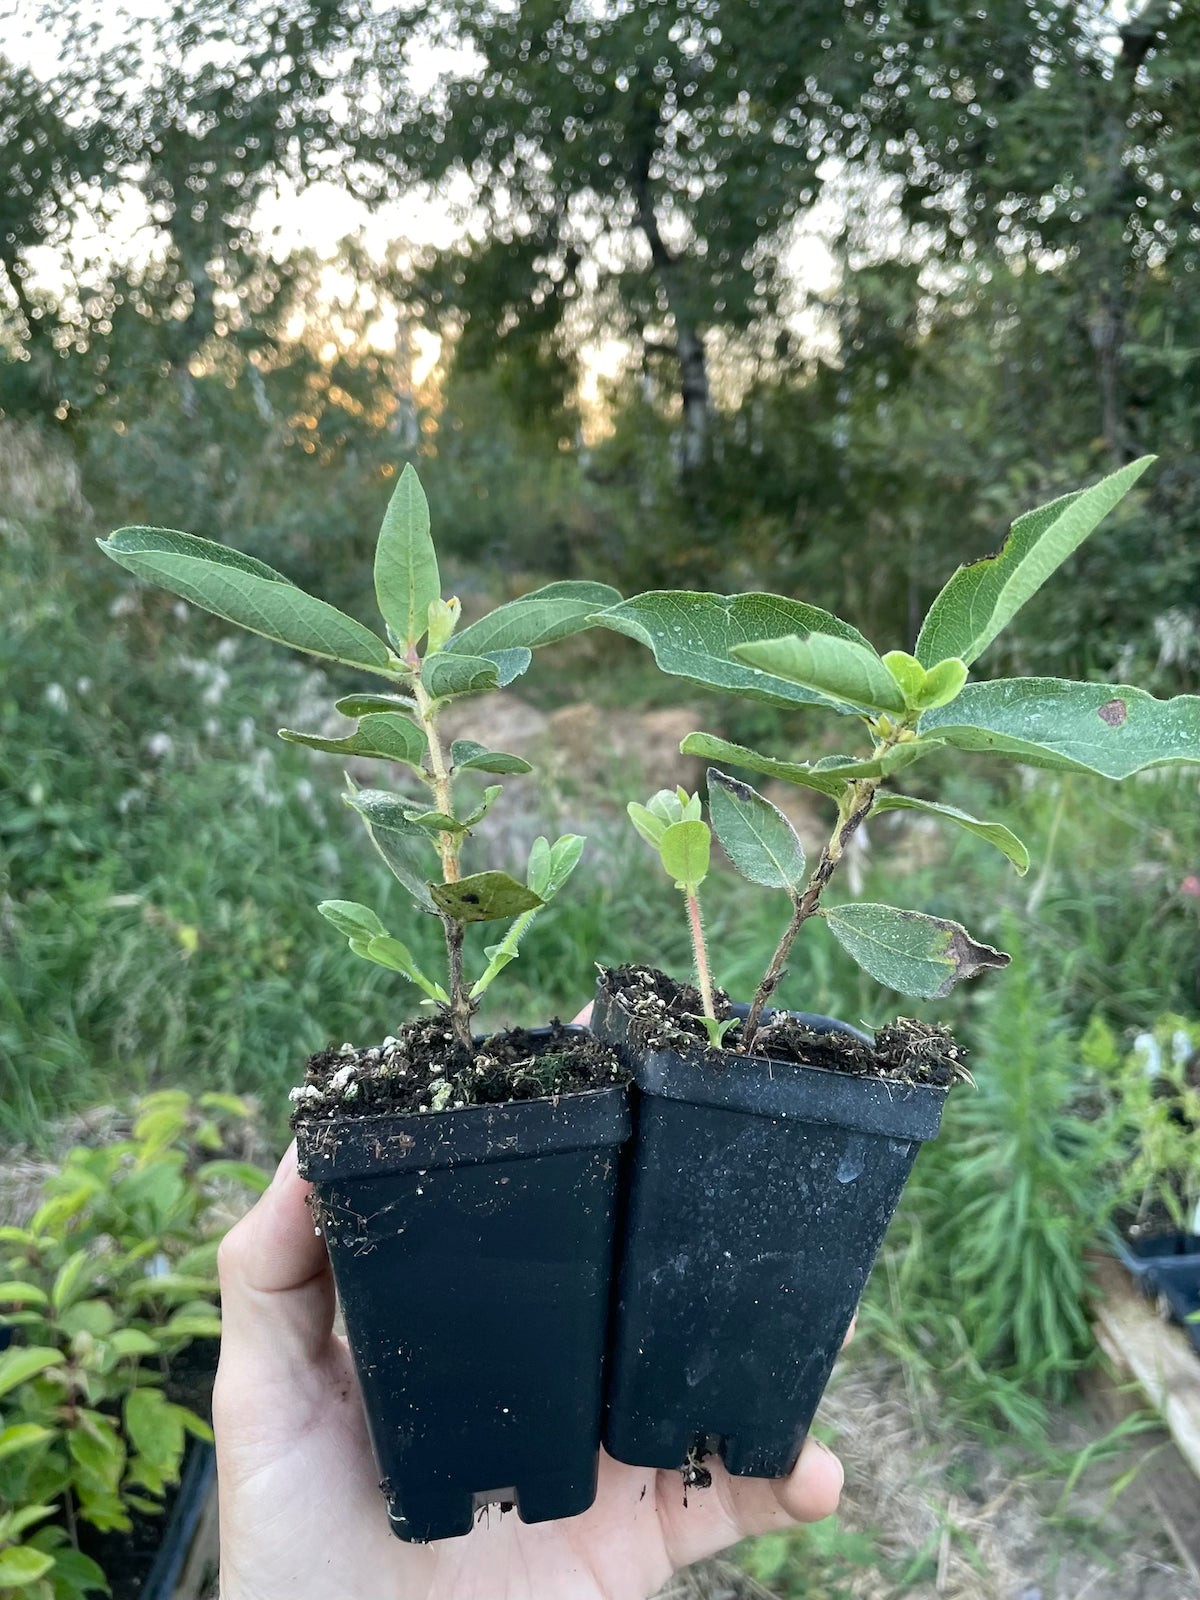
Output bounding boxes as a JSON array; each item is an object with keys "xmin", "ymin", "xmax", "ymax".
[
  {"xmin": 824, "ymin": 903, "xmax": 1011, "ymax": 998},
  {"xmin": 431, "ymin": 873, "xmax": 545, "ymax": 924}
]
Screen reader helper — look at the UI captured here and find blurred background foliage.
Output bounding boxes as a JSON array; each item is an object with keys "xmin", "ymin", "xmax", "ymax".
[{"xmin": 3, "ymin": 2, "xmax": 1200, "ymax": 1565}]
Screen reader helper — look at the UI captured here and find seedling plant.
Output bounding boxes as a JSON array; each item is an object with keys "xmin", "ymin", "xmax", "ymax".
[
  {"xmin": 612, "ymin": 455, "xmax": 1200, "ymax": 1049},
  {"xmin": 99, "ymin": 466, "xmax": 620, "ymax": 1059}
]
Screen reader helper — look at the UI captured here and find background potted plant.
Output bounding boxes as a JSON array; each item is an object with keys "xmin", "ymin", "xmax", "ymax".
[
  {"xmin": 0, "ymin": 1091, "xmax": 262, "ymax": 1600},
  {"xmin": 589, "ymin": 453, "xmax": 1200, "ymax": 1474},
  {"xmin": 98, "ymin": 467, "xmax": 632, "ymax": 1542}
]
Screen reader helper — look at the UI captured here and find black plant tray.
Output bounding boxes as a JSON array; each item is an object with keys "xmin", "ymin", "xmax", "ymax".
[
  {"xmin": 593, "ymin": 980, "xmax": 948, "ymax": 1479},
  {"xmin": 296, "ymin": 1027, "xmax": 631, "ymax": 1543},
  {"xmin": 1150, "ymin": 1258, "xmax": 1200, "ymax": 1354}
]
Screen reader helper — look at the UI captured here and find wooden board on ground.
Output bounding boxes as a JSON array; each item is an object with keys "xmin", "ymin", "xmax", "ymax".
[{"xmin": 1089, "ymin": 1253, "xmax": 1200, "ymax": 1584}]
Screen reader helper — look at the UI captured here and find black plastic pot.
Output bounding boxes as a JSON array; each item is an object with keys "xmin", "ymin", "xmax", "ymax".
[
  {"xmin": 1151, "ymin": 1258, "xmax": 1200, "ymax": 1353},
  {"xmin": 593, "ymin": 981, "xmax": 949, "ymax": 1478},
  {"xmin": 1112, "ymin": 1227, "xmax": 1200, "ymax": 1294},
  {"xmin": 295, "ymin": 1029, "xmax": 630, "ymax": 1544}
]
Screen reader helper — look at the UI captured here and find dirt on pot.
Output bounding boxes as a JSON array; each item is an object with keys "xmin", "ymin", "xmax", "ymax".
[
  {"xmin": 601, "ymin": 965, "xmax": 965, "ymax": 1089},
  {"xmin": 290, "ymin": 1018, "xmax": 629, "ymax": 1123}
]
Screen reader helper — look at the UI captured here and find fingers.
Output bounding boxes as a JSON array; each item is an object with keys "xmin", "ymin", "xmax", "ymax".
[
  {"xmin": 216, "ymin": 1141, "xmax": 336, "ymax": 1370},
  {"xmin": 571, "ymin": 1001, "xmax": 594, "ymax": 1026},
  {"xmin": 657, "ymin": 1436, "xmax": 844, "ymax": 1572}
]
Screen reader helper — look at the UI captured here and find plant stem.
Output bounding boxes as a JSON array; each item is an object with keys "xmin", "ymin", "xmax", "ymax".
[
  {"xmin": 411, "ymin": 667, "xmax": 474, "ymax": 1051},
  {"xmin": 743, "ymin": 778, "xmax": 880, "ymax": 1049},
  {"xmin": 685, "ymin": 889, "xmax": 717, "ymax": 1020}
]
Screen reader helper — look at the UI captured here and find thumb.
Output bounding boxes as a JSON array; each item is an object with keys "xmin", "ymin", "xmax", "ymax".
[{"xmin": 216, "ymin": 1141, "xmax": 336, "ymax": 1370}]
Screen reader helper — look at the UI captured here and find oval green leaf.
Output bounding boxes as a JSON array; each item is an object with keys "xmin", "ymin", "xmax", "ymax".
[
  {"xmin": 279, "ymin": 712, "xmax": 427, "ymax": 771},
  {"xmin": 824, "ymin": 903, "xmax": 1011, "ymax": 998},
  {"xmin": 449, "ymin": 580, "xmax": 623, "ymax": 655},
  {"xmin": 658, "ymin": 819, "xmax": 711, "ymax": 889},
  {"xmin": 374, "ymin": 463, "xmax": 440, "ymax": 649},
  {"xmin": 731, "ymin": 633, "xmax": 907, "ymax": 715},
  {"xmin": 873, "ymin": 794, "xmax": 1030, "ymax": 874},
  {"xmin": 707, "ymin": 770, "xmax": 806, "ymax": 891}
]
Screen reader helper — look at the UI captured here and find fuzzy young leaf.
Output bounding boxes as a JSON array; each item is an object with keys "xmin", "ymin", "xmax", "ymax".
[
  {"xmin": 658, "ymin": 819, "xmax": 711, "ymax": 890},
  {"xmin": 98, "ymin": 528, "xmax": 391, "ymax": 673},
  {"xmin": 627, "ymin": 801, "xmax": 668, "ymax": 847},
  {"xmin": 731, "ymin": 633, "xmax": 907, "ymax": 714},
  {"xmin": 873, "ymin": 794, "xmax": 1030, "ymax": 874},
  {"xmin": 881, "ymin": 651, "xmax": 969, "ymax": 712},
  {"xmin": 707, "ymin": 770, "xmax": 806, "ymax": 891},
  {"xmin": 344, "ymin": 789, "xmax": 437, "ymax": 909},
  {"xmin": 0, "ymin": 1283, "xmax": 47, "ymax": 1306},
  {"xmin": 450, "ymin": 740, "xmax": 533, "ymax": 775},
  {"xmin": 426, "ymin": 595, "xmax": 461, "ymax": 654},
  {"xmin": 422, "ymin": 652, "xmax": 501, "ymax": 701},
  {"xmin": 449, "ymin": 580, "xmax": 623, "ymax": 655},
  {"xmin": 317, "ymin": 900, "xmax": 388, "ymax": 941},
  {"xmin": 916, "ymin": 457, "xmax": 1155, "ymax": 667},
  {"xmin": 402, "ymin": 785, "xmax": 502, "ymax": 834},
  {"xmin": 357, "ymin": 936, "xmax": 448, "ymax": 1002},
  {"xmin": 373, "ymin": 463, "xmax": 440, "ymax": 649},
  {"xmin": 279, "ymin": 712, "xmax": 427, "ymax": 772},
  {"xmin": 591, "ymin": 592, "xmax": 871, "ymax": 709},
  {"xmin": 527, "ymin": 834, "xmax": 585, "ymax": 898},
  {"xmin": 431, "ymin": 872, "xmax": 545, "ymax": 923},
  {"xmin": 824, "ymin": 903, "xmax": 1011, "ymax": 998},
  {"xmin": 645, "ymin": 788, "xmax": 700, "ymax": 825},
  {"xmin": 918, "ymin": 679, "xmax": 1200, "ymax": 778}
]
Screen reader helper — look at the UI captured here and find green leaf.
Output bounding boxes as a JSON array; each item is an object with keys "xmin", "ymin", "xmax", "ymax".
[
  {"xmin": 278, "ymin": 712, "xmax": 427, "ymax": 772},
  {"xmin": 357, "ymin": 936, "xmax": 448, "ymax": 1003},
  {"xmin": 481, "ymin": 647, "xmax": 532, "ymax": 685},
  {"xmin": 0, "ymin": 1507, "xmax": 55, "ymax": 1543},
  {"xmin": 918, "ymin": 679, "xmax": 1200, "ymax": 778},
  {"xmin": 99, "ymin": 528, "xmax": 391, "ymax": 673},
  {"xmin": 51, "ymin": 1251, "xmax": 92, "ymax": 1313},
  {"xmin": 592, "ymin": 592, "xmax": 871, "ymax": 709},
  {"xmin": 730, "ymin": 634, "xmax": 907, "ymax": 714},
  {"xmin": 431, "ymin": 873, "xmax": 545, "ymax": 924},
  {"xmin": 422, "ymin": 653, "xmax": 501, "ymax": 701},
  {"xmin": 645, "ymin": 788, "xmax": 700, "ymax": 825},
  {"xmin": 658, "ymin": 819, "xmax": 711, "ymax": 890},
  {"xmin": 0, "ymin": 1425, "xmax": 52, "ymax": 1464},
  {"xmin": 0, "ymin": 1283, "xmax": 47, "ymax": 1306},
  {"xmin": 97, "ymin": 524, "xmax": 291, "ymax": 583},
  {"xmin": 544, "ymin": 834, "xmax": 585, "ymax": 896},
  {"xmin": 29, "ymin": 1541, "xmax": 107, "ymax": 1598},
  {"xmin": 707, "ymin": 770, "xmax": 807, "ymax": 891},
  {"xmin": 0, "ymin": 1544, "xmax": 55, "ymax": 1586},
  {"xmin": 873, "ymin": 794, "xmax": 1030, "ymax": 874},
  {"xmin": 317, "ymin": 900, "xmax": 388, "ymax": 941},
  {"xmin": 69, "ymin": 1414, "xmax": 125, "ymax": 1492},
  {"xmin": 915, "ymin": 457, "xmax": 1155, "ymax": 667},
  {"xmin": 881, "ymin": 651, "xmax": 969, "ymax": 711},
  {"xmin": 627, "ymin": 802, "xmax": 668, "ymax": 847},
  {"xmin": 343, "ymin": 789, "xmax": 437, "ymax": 909},
  {"xmin": 680, "ymin": 732, "xmax": 941, "ymax": 797},
  {"xmin": 450, "ymin": 580, "xmax": 623, "ymax": 655},
  {"xmin": 124, "ymin": 1389, "xmax": 185, "ymax": 1477},
  {"xmin": 105, "ymin": 1329, "xmax": 164, "ymax": 1358},
  {"xmin": 333, "ymin": 692, "xmax": 417, "ymax": 717},
  {"xmin": 373, "ymin": 463, "xmax": 440, "ymax": 649},
  {"xmin": 824, "ymin": 903, "xmax": 1011, "ymax": 998},
  {"xmin": 450, "ymin": 740, "xmax": 533, "ymax": 775},
  {"xmin": 399, "ymin": 785, "xmax": 501, "ymax": 834}
]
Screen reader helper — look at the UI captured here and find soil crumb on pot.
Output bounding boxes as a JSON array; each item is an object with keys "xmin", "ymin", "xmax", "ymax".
[
  {"xmin": 290, "ymin": 1017, "xmax": 628, "ymax": 1123},
  {"xmin": 602, "ymin": 964, "xmax": 965, "ymax": 1089}
]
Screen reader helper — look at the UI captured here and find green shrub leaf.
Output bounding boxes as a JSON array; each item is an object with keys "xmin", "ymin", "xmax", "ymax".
[
  {"xmin": 0, "ymin": 1425, "xmax": 52, "ymax": 1463},
  {"xmin": 449, "ymin": 580, "xmax": 623, "ymax": 654},
  {"xmin": 317, "ymin": 900, "xmax": 388, "ymax": 941},
  {"xmin": 279, "ymin": 712, "xmax": 427, "ymax": 772},
  {"xmin": 681, "ymin": 732, "xmax": 941, "ymax": 796},
  {"xmin": 627, "ymin": 801, "xmax": 669, "ymax": 846},
  {"xmin": 357, "ymin": 936, "xmax": 448, "ymax": 1002},
  {"xmin": 99, "ymin": 528, "xmax": 391, "ymax": 672},
  {"xmin": 333, "ymin": 692, "xmax": 417, "ymax": 717},
  {"xmin": 707, "ymin": 770, "xmax": 806, "ymax": 891},
  {"xmin": 0, "ymin": 1544, "xmax": 55, "ymax": 1586},
  {"xmin": 730, "ymin": 633, "xmax": 908, "ymax": 714},
  {"xmin": 422, "ymin": 653, "xmax": 501, "ymax": 701},
  {"xmin": 373, "ymin": 463, "xmax": 440, "ymax": 649},
  {"xmin": 343, "ymin": 790, "xmax": 437, "ymax": 909},
  {"xmin": 915, "ymin": 457, "xmax": 1155, "ymax": 667},
  {"xmin": 824, "ymin": 903, "xmax": 1011, "ymax": 998},
  {"xmin": 874, "ymin": 794, "xmax": 1030, "ymax": 874},
  {"xmin": 591, "ymin": 592, "xmax": 871, "ymax": 709},
  {"xmin": 480, "ymin": 647, "xmax": 532, "ymax": 686},
  {"xmin": 919, "ymin": 679, "xmax": 1200, "ymax": 778},
  {"xmin": 658, "ymin": 819, "xmax": 711, "ymax": 890},
  {"xmin": 450, "ymin": 740, "xmax": 533, "ymax": 774},
  {"xmin": 431, "ymin": 873, "xmax": 545, "ymax": 924},
  {"xmin": 0, "ymin": 1283, "xmax": 47, "ymax": 1306}
]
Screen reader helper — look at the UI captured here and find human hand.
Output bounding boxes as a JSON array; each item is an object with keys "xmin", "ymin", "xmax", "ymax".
[{"xmin": 215, "ymin": 1139, "xmax": 846, "ymax": 1600}]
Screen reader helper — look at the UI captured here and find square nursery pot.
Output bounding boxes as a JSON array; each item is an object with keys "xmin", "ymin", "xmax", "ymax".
[
  {"xmin": 1112, "ymin": 1226, "xmax": 1200, "ymax": 1295},
  {"xmin": 295, "ymin": 1027, "xmax": 630, "ymax": 1543},
  {"xmin": 592, "ymin": 980, "xmax": 948, "ymax": 1478},
  {"xmin": 1150, "ymin": 1258, "xmax": 1200, "ymax": 1353}
]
